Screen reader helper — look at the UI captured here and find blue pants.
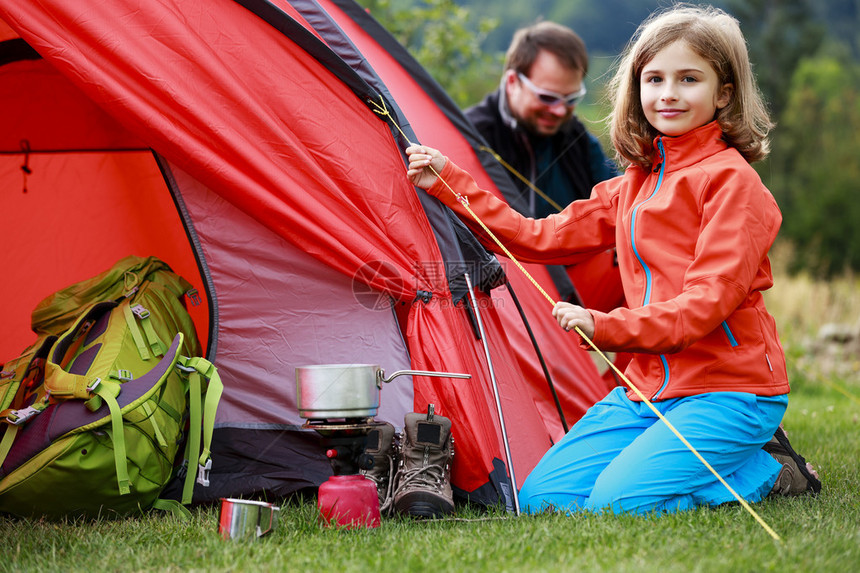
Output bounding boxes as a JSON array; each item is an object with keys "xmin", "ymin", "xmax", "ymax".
[{"xmin": 519, "ymin": 387, "xmax": 788, "ymax": 514}]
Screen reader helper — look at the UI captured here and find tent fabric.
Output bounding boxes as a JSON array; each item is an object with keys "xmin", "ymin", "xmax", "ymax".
[
  {"xmin": 155, "ymin": 159, "xmax": 420, "ymax": 501},
  {"xmin": 0, "ymin": 0, "xmax": 611, "ymax": 506},
  {"xmin": 156, "ymin": 160, "xmax": 416, "ymax": 427},
  {"xmin": 310, "ymin": 0, "xmax": 612, "ymax": 434},
  {"xmin": 272, "ymin": 0, "xmax": 507, "ymax": 303},
  {"xmin": 0, "ymin": 83, "xmax": 209, "ymax": 372}
]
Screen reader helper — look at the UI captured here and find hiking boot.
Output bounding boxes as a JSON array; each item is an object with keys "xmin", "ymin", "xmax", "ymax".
[
  {"xmin": 393, "ymin": 406, "xmax": 455, "ymax": 518},
  {"xmin": 764, "ymin": 425, "xmax": 821, "ymax": 496},
  {"xmin": 360, "ymin": 422, "xmax": 397, "ymax": 515}
]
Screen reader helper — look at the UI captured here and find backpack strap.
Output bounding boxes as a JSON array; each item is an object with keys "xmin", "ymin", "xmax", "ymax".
[
  {"xmin": 175, "ymin": 355, "xmax": 223, "ymax": 505},
  {"xmin": 90, "ymin": 379, "xmax": 130, "ymax": 494},
  {"xmin": 123, "ymin": 302, "xmax": 167, "ymax": 360},
  {"xmin": 0, "ymin": 425, "xmax": 20, "ymax": 470},
  {"xmin": 85, "ymin": 337, "xmax": 183, "ymax": 497},
  {"xmin": 0, "ymin": 337, "xmax": 58, "ymax": 468},
  {"xmin": 44, "ymin": 298, "xmax": 164, "ymax": 405},
  {"xmin": 43, "ymin": 302, "xmax": 117, "ymax": 401},
  {"xmin": 0, "ymin": 335, "xmax": 58, "ymax": 421},
  {"xmin": 150, "ymin": 498, "xmax": 193, "ymax": 518}
]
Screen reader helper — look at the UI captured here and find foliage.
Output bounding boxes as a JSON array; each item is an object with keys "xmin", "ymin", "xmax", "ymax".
[
  {"xmin": 766, "ymin": 56, "xmax": 860, "ymax": 277},
  {"xmin": 815, "ymin": 0, "xmax": 860, "ymax": 59},
  {"xmin": 357, "ymin": 0, "xmax": 502, "ymax": 106},
  {"xmin": 460, "ymin": 0, "xmax": 732, "ymax": 57},
  {"xmin": 728, "ymin": 0, "xmax": 825, "ymax": 118}
]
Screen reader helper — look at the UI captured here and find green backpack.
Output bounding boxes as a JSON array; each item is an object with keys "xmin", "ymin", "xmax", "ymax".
[{"xmin": 0, "ymin": 256, "xmax": 221, "ymax": 519}]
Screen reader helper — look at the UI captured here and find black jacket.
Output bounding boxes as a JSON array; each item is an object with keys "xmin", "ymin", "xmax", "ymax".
[{"xmin": 465, "ymin": 87, "xmax": 616, "ymax": 218}]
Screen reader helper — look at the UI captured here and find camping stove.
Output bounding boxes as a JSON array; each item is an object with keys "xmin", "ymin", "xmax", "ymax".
[
  {"xmin": 301, "ymin": 417, "xmax": 384, "ymax": 476},
  {"xmin": 301, "ymin": 417, "xmax": 384, "ymax": 529},
  {"xmin": 295, "ymin": 363, "xmax": 468, "ymax": 528}
]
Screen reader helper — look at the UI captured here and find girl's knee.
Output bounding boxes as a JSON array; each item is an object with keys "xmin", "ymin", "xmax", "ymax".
[
  {"xmin": 518, "ymin": 480, "xmax": 587, "ymax": 514},
  {"xmin": 585, "ymin": 483, "xmax": 696, "ymax": 515},
  {"xmin": 517, "ymin": 478, "xmax": 547, "ymax": 513}
]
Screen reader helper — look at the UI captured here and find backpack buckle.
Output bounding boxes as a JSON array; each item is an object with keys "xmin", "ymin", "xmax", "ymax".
[
  {"xmin": 8, "ymin": 405, "xmax": 41, "ymax": 425},
  {"xmin": 176, "ymin": 459, "xmax": 188, "ymax": 479},
  {"xmin": 122, "ymin": 285, "xmax": 139, "ymax": 300},
  {"xmin": 131, "ymin": 304, "xmax": 151, "ymax": 320},
  {"xmin": 197, "ymin": 458, "xmax": 212, "ymax": 487},
  {"xmin": 111, "ymin": 369, "xmax": 134, "ymax": 382},
  {"xmin": 186, "ymin": 288, "xmax": 202, "ymax": 307}
]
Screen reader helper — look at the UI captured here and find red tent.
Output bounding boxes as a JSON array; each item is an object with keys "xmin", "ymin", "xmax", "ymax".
[{"xmin": 0, "ymin": 0, "xmax": 610, "ymax": 508}]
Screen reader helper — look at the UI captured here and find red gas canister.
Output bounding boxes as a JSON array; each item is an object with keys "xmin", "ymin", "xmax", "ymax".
[{"xmin": 318, "ymin": 474, "xmax": 381, "ymax": 529}]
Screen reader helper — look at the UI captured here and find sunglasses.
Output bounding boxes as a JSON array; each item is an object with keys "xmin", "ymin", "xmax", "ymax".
[{"xmin": 517, "ymin": 72, "xmax": 587, "ymax": 107}]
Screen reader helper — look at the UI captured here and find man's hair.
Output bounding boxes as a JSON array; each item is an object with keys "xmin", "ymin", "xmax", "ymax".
[
  {"xmin": 504, "ymin": 21, "xmax": 589, "ymax": 77},
  {"xmin": 608, "ymin": 5, "xmax": 773, "ymax": 168}
]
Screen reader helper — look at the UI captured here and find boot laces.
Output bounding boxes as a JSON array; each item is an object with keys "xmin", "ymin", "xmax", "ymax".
[
  {"xmin": 367, "ymin": 454, "xmax": 396, "ymax": 514},
  {"xmin": 396, "ymin": 459, "xmax": 448, "ymax": 493}
]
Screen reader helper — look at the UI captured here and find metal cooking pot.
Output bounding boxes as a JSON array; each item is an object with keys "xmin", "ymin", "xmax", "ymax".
[{"xmin": 296, "ymin": 364, "xmax": 470, "ymax": 419}]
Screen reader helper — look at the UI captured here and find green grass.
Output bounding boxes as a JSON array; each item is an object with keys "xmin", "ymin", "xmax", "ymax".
[{"xmin": 2, "ymin": 381, "xmax": 858, "ymax": 573}]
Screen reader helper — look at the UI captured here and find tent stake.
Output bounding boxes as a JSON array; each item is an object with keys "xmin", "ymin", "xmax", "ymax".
[{"xmin": 463, "ymin": 273, "xmax": 520, "ymax": 516}]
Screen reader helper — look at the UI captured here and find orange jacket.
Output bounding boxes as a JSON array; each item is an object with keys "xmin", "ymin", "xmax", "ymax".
[{"xmin": 428, "ymin": 121, "xmax": 789, "ymax": 400}]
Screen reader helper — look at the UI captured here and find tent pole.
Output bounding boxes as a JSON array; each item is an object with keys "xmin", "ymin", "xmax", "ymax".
[{"xmin": 463, "ymin": 273, "xmax": 520, "ymax": 516}]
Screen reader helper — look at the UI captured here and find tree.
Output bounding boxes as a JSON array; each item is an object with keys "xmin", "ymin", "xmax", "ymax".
[
  {"xmin": 768, "ymin": 56, "xmax": 860, "ymax": 277},
  {"xmin": 356, "ymin": 0, "xmax": 501, "ymax": 107},
  {"xmin": 728, "ymin": 0, "xmax": 825, "ymax": 119}
]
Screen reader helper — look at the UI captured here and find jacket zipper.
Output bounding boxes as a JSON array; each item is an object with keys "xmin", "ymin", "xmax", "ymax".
[
  {"xmin": 630, "ymin": 139, "xmax": 671, "ymax": 399},
  {"xmin": 721, "ymin": 321, "xmax": 739, "ymax": 347}
]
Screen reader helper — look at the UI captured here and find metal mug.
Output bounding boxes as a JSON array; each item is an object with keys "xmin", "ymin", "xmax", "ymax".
[{"xmin": 218, "ymin": 498, "xmax": 279, "ymax": 540}]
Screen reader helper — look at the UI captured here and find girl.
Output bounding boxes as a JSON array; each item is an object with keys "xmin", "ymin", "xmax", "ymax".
[{"xmin": 406, "ymin": 5, "xmax": 819, "ymax": 514}]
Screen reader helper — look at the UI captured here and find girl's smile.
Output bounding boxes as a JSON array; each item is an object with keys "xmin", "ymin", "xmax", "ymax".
[{"xmin": 640, "ymin": 40, "xmax": 732, "ymax": 136}]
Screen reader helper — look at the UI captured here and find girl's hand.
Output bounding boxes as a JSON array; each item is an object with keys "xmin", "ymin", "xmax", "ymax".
[
  {"xmin": 552, "ymin": 302, "xmax": 595, "ymax": 339},
  {"xmin": 406, "ymin": 144, "xmax": 447, "ymax": 189}
]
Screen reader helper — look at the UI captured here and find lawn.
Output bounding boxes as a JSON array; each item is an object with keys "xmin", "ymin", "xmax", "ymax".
[
  {"xmin": 2, "ymin": 264, "xmax": 859, "ymax": 572},
  {"xmin": 3, "ymin": 361, "xmax": 858, "ymax": 572}
]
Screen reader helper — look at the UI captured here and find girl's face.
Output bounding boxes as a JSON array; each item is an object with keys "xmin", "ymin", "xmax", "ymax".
[{"xmin": 640, "ymin": 40, "xmax": 732, "ymax": 137}]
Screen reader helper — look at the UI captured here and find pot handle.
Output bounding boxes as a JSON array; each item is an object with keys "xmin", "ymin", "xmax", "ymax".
[{"xmin": 378, "ymin": 369, "xmax": 471, "ymax": 384}]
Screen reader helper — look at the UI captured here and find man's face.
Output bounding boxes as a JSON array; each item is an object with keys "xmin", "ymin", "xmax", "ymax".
[{"xmin": 506, "ymin": 50, "xmax": 584, "ymax": 137}]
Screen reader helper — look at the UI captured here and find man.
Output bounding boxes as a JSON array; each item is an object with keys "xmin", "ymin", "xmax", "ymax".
[
  {"xmin": 466, "ymin": 21, "xmax": 616, "ymax": 220},
  {"xmin": 465, "ymin": 21, "xmax": 619, "ymax": 306}
]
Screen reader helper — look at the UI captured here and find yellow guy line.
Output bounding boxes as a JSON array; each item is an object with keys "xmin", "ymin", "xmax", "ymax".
[
  {"xmin": 822, "ymin": 378, "xmax": 860, "ymax": 407},
  {"xmin": 370, "ymin": 98, "xmax": 781, "ymax": 541},
  {"xmin": 477, "ymin": 145, "xmax": 565, "ymax": 212}
]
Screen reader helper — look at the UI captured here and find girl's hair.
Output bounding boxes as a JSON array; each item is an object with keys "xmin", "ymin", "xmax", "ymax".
[{"xmin": 608, "ymin": 4, "xmax": 773, "ymax": 169}]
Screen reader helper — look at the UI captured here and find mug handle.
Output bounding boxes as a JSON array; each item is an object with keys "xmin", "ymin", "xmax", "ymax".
[{"xmin": 256, "ymin": 505, "xmax": 278, "ymax": 537}]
